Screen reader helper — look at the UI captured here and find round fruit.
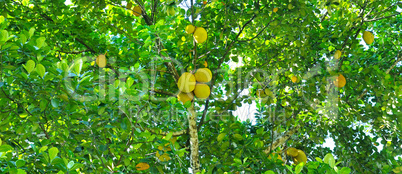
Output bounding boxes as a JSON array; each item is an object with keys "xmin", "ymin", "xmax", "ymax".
[
  {"xmin": 177, "ymin": 72, "xmax": 196, "ymax": 93},
  {"xmin": 203, "ymin": 1, "xmax": 207, "ymax": 5},
  {"xmin": 291, "ymin": 76, "xmax": 297, "ymax": 83},
  {"xmin": 194, "ymin": 83, "xmax": 210, "ymax": 99},
  {"xmin": 185, "ymin": 25, "xmax": 196, "ymax": 34},
  {"xmin": 194, "ymin": 68, "xmax": 212, "ymax": 82},
  {"xmin": 293, "ymin": 150, "xmax": 307, "ymax": 164},
  {"xmin": 286, "ymin": 147, "xmax": 299, "ymax": 157},
  {"xmin": 334, "ymin": 50, "xmax": 342, "ymax": 59},
  {"xmin": 133, "ymin": 6, "xmax": 142, "ymax": 17},
  {"xmin": 96, "ymin": 54, "xmax": 106, "ymax": 68},
  {"xmin": 363, "ymin": 31, "xmax": 374, "ymax": 45},
  {"xmin": 177, "ymin": 91, "xmax": 194, "ymax": 104},
  {"xmin": 273, "ymin": 7, "xmax": 278, "ymax": 12},
  {"xmin": 167, "ymin": 6, "xmax": 175, "ymax": 16},
  {"xmin": 193, "ymin": 27, "xmax": 208, "ymax": 44},
  {"xmin": 333, "ymin": 74, "xmax": 346, "ymax": 88}
]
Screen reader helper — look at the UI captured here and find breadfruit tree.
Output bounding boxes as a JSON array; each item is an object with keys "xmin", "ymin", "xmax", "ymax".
[{"xmin": 0, "ymin": 0, "xmax": 401, "ymax": 173}]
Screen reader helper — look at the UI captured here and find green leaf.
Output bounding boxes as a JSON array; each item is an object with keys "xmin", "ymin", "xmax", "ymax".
[
  {"xmin": 1, "ymin": 30, "xmax": 8, "ymax": 42},
  {"xmin": 24, "ymin": 60, "xmax": 35, "ymax": 74},
  {"xmin": 0, "ymin": 145, "xmax": 13, "ymax": 152},
  {"xmin": 164, "ymin": 132, "xmax": 173, "ymax": 141},
  {"xmin": 17, "ymin": 169, "xmax": 26, "ymax": 174},
  {"xmin": 48, "ymin": 147, "xmax": 59, "ymax": 162},
  {"xmin": 126, "ymin": 76, "xmax": 134, "ymax": 87},
  {"xmin": 16, "ymin": 160, "xmax": 26, "ymax": 168},
  {"xmin": 29, "ymin": 28, "xmax": 35, "ymax": 38},
  {"xmin": 67, "ymin": 161, "xmax": 74, "ymax": 169},
  {"xmin": 39, "ymin": 146, "xmax": 48, "ymax": 153},
  {"xmin": 295, "ymin": 162, "xmax": 304, "ymax": 174},
  {"xmin": 0, "ymin": 16, "xmax": 4, "ymax": 24},
  {"xmin": 36, "ymin": 37, "xmax": 46, "ymax": 49},
  {"xmin": 315, "ymin": 157, "xmax": 323, "ymax": 163},
  {"xmin": 264, "ymin": 171, "xmax": 275, "ymax": 174},
  {"xmin": 233, "ymin": 134, "xmax": 243, "ymax": 141},
  {"xmin": 36, "ymin": 64, "xmax": 46, "ymax": 78},
  {"xmin": 217, "ymin": 133, "xmax": 226, "ymax": 142},
  {"xmin": 339, "ymin": 167, "xmax": 351, "ymax": 174},
  {"xmin": 70, "ymin": 163, "xmax": 83, "ymax": 171},
  {"xmin": 323, "ymin": 153, "xmax": 334, "ymax": 164}
]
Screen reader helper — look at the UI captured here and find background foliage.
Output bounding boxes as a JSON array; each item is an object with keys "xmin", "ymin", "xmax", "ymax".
[{"xmin": 0, "ymin": 0, "xmax": 401, "ymax": 173}]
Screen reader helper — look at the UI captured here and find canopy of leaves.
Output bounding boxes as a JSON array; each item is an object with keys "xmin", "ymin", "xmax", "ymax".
[{"xmin": 0, "ymin": 0, "xmax": 401, "ymax": 173}]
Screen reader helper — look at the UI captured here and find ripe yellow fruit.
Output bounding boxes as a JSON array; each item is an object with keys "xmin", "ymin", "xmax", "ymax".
[
  {"xmin": 133, "ymin": 6, "xmax": 142, "ymax": 17},
  {"xmin": 333, "ymin": 74, "xmax": 346, "ymax": 88},
  {"xmin": 293, "ymin": 150, "xmax": 307, "ymax": 164},
  {"xmin": 177, "ymin": 91, "xmax": 194, "ymax": 104},
  {"xmin": 136, "ymin": 162, "xmax": 150, "ymax": 171},
  {"xmin": 194, "ymin": 68, "xmax": 212, "ymax": 82},
  {"xmin": 286, "ymin": 147, "xmax": 299, "ymax": 157},
  {"xmin": 96, "ymin": 54, "xmax": 106, "ymax": 68},
  {"xmin": 193, "ymin": 27, "xmax": 207, "ymax": 44},
  {"xmin": 291, "ymin": 76, "xmax": 297, "ymax": 83},
  {"xmin": 194, "ymin": 83, "xmax": 210, "ymax": 99},
  {"xmin": 273, "ymin": 7, "xmax": 278, "ymax": 12},
  {"xmin": 334, "ymin": 50, "xmax": 342, "ymax": 59},
  {"xmin": 185, "ymin": 25, "xmax": 196, "ymax": 34},
  {"xmin": 177, "ymin": 72, "xmax": 196, "ymax": 93},
  {"xmin": 363, "ymin": 31, "xmax": 374, "ymax": 45}
]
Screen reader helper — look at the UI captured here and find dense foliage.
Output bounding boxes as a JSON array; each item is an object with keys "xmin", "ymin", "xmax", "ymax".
[{"xmin": 0, "ymin": 0, "xmax": 401, "ymax": 173}]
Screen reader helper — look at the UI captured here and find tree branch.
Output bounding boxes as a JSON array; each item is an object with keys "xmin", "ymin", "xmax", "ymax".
[
  {"xmin": 57, "ymin": 49, "xmax": 91, "ymax": 54},
  {"xmin": 364, "ymin": 13, "xmax": 400, "ymax": 22},
  {"xmin": 263, "ymin": 125, "xmax": 300, "ymax": 154}
]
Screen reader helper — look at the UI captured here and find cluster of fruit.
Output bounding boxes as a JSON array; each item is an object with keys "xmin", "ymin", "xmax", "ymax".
[
  {"xmin": 286, "ymin": 147, "xmax": 307, "ymax": 165},
  {"xmin": 177, "ymin": 67, "xmax": 212, "ymax": 104},
  {"xmin": 330, "ymin": 30, "xmax": 374, "ymax": 88},
  {"xmin": 185, "ymin": 24, "xmax": 208, "ymax": 44}
]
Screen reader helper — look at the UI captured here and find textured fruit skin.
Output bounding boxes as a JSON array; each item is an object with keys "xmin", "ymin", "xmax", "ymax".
[
  {"xmin": 333, "ymin": 74, "xmax": 346, "ymax": 88},
  {"xmin": 286, "ymin": 147, "xmax": 299, "ymax": 157},
  {"xmin": 177, "ymin": 92, "xmax": 194, "ymax": 104},
  {"xmin": 177, "ymin": 72, "xmax": 196, "ymax": 93},
  {"xmin": 193, "ymin": 27, "xmax": 207, "ymax": 43},
  {"xmin": 96, "ymin": 54, "xmax": 106, "ymax": 68},
  {"xmin": 194, "ymin": 68, "xmax": 212, "ymax": 82},
  {"xmin": 291, "ymin": 76, "xmax": 297, "ymax": 83},
  {"xmin": 133, "ymin": 6, "xmax": 142, "ymax": 17},
  {"xmin": 363, "ymin": 31, "xmax": 374, "ymax": 45},
  {"xmin": 185, "ymin": 25, "xmax": 195, "ymax": 34},
  {"xmin": 334, "ymin": 50, "xmax": 342, "ymax": 59},
  {"xmin": 293, "ymin": 150, "xmax": 307, "ymax": 164},
  {"xmin": 194, "ymin": 83, "xmax": 210, "ymax": 99}
]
